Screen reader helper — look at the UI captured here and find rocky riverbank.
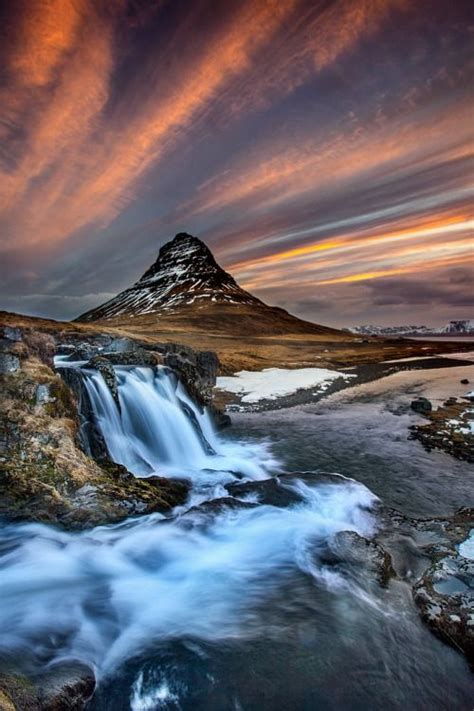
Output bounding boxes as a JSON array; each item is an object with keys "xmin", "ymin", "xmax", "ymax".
[
  {"xmin": 380, "ymin": 505, "xmax": 474, "ymax": 669},
  {"xmin": 409, "ymin": 392, "xmax": 474, "ymax": 463},
  {"xmin": 216, "ymin": 356, "xmax": 474, "ymax": 413}
]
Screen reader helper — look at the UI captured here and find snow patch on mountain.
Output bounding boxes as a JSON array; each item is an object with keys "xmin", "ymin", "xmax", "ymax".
[
  {"xmin": 346, "ymin": 325, "xmax": 431, "ymax": 336},
  {"xmin": 77, "ymin": 233, "xmax": 262, "ymax": 321}
]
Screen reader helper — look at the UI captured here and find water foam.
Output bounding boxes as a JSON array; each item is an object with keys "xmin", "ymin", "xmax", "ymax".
[
  {"xmin": 0, "ymin": 478, "xmax": 377, "ymax": 675},
  {"xmin": 0, "ymin": 360, "xmax": 379, "ymax": 682}
]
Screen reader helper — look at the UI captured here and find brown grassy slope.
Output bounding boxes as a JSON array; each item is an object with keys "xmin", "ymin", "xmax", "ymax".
[
  {"xmin": 2, "ymin": 307, "xmax": 471, "ymax": 374},
  {"xmin": 65, "ymin": 302, "xmax": 473, "ymax": 373}
]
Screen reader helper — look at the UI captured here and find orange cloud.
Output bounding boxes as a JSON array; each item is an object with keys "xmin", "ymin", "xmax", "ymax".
[
  {"xmin": 182, "ymin": 97, "xmax": 473, "ymax": 227},
  {"xmin": 2, "ymin": 0, "xmax": 302, "ymax": 249},
  {"xmin": 8, "ymin": 0, "xmax": 86, "ymax": 88},
  {"xmin": 316, "ymin": 254, "xmax": 471, "ymax": 285},
  {"xmin": 0, "ymin": 0, "xmax": 415, "ymax": 253},
  {"xmin": 230, "ymin": 214, "xmax": 472, "ymax": 275}
]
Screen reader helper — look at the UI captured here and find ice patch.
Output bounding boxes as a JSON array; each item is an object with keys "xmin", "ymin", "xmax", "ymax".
[{"xmin": 216, "ymin": 367, "xmax": 355, "ymax": 403}]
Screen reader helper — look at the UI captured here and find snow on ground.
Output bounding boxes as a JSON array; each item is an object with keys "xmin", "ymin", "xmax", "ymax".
[
  {"xmin": 446, "ymin": 418, "xmax": 473, "ymax": 435},
  {"xmin": 383, "ymin": 356, "xmax": 437, "ymax": 364},
  {"xmin": 216, "ymin": 367, "xmax": 355, "ymax": 403},
  {"xmin": 439, "ymin": 351, "xmax": 474, "ymax": 361}
]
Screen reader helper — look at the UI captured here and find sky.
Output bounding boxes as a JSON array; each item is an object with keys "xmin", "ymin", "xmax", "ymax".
[{"xmin": 1, "ymin": 0, "xmax": 473, "ymax": 328}]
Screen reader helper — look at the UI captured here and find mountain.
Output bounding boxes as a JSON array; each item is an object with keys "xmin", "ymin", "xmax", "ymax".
[
  {"xmin": 76, "ymin": 232, "xmax": 341, "ymax": 337},
  {"xmin": 78, "ymin": 233, "xmax": 262, "ymax": 321},
  {"xmin": 346, "ymin": 325, "xmax": 431, "ymax": 336},
  {"xmin": 346, "ymin": 320, "xmax": 474, "ymax": 337},
  {"xmin": 435, "ymin": 320, "xmax": 474, "ymax": 335}
]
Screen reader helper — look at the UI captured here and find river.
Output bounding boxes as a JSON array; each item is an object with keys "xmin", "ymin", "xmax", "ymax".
[{"xmin": 0, "ymin": 363, "xmax": 473, "ymax": 709}]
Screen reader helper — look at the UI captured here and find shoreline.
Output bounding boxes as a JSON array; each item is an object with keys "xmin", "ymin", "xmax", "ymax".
[{"xmin": 218, "ymin": 355, "xmax": 474, "ymax": 413}]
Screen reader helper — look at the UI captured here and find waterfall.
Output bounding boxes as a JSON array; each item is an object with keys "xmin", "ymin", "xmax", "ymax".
[
  {"xmin": 81, "ymin": 364, "xmax": 273, "ymax": 485},
  {"xmin": 0, "ymin": 357, "xmax": 387, "ymax": 699}
]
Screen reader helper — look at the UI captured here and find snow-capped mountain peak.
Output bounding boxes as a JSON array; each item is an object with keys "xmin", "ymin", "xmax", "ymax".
[
  {"xmin": 77, "ymin": 233, "xmax": 262, "ymax": 321},
  {"xmin": 435, "ymin": 319, "xmax": 474, "ymax": 335},
  {"xmin": 346, "ymin": 320, "xmax": 474, "ymax": 336}
]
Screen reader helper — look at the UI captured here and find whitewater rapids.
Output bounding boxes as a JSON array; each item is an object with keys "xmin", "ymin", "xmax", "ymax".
[{"xmin": 0, "ymin": 363, "xmax": 379, "ymax": 694}]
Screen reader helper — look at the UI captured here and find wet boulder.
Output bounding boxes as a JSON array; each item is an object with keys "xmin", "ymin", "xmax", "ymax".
[
  {"xmin": 98, "ymin": 349, "xmax": 163, "ymax": 367},
  {"xmin": 54, "ymin": 365, "xmax": 109, "ymax": 460},
  {"xmin": 327, "ymin": 530, "xmax": 395, "ymax": 586},
  {"xmin": 83, "ymin": 355, "xmax": 119, "ymax": 405},
  {"xmin": 410, "ymin": 397, "xmax": 432, "ymax": 415},
  {"xmin": 226, "ymin": 476, "xmax": 306, "ymax": 508},
  {"xmin": 162, "ymin": 345, "xmax": 219, "ymax": 406},
  {"xmin": 36, "ymin": 662, "xmax": 96, "ymax": 710},
  {"xmin": 0, "ymin": 662, "xmax": 95, "ymax": 710}
]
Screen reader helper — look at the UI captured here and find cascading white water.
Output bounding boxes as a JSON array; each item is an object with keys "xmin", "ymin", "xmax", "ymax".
[
  {"xmin": 0, "ymin": 478, "xmax": 378, "ymax": 676},
  {"xmin": 0, "ymin": 358, "xmax": 383, "ymax": 701},
  {"xmin": 82, "ymin": 365, "xmax": 273, "ymax": 487}
]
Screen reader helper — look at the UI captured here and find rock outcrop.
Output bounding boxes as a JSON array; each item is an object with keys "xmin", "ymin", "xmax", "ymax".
[
  {"xmin": 379, "ymin": 505, "xmax": 474, "ymax": 668},
  {"xmin": 413, "ymin": 552, "xmax": 473, "ymax": 668},
  {"xmin": 0, "ymin": 662, "xmax": 95, "ymax": 710},
  {"xmin": 409, "ymin": 397, "xmax": 474, "ymax": 462},
  {"xmin": 0, "ymin": 324, "xmax": 225, "ymax": 528},
  {"xmin": 328, "ymin": 530, "xmax": 395, "ymax": 586}
]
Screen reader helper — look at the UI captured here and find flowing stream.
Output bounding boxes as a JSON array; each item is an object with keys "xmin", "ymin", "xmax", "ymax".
[{"xmin": 0, "ymin": 364, "xmax": 473, "ymax": 709}]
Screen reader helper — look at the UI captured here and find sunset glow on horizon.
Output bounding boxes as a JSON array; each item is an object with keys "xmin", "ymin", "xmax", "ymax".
[{"xmin": 1, "ymin": 0, "xmax": 472, "ymax": 326}]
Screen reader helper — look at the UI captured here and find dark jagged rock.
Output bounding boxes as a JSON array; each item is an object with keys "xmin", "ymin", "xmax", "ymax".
[
  {"xmin": 0, "ymin": 662, "xmax": 95, "ymax": 710},
  {"xmin": 56, "ymin": 365, "xmax": 108, "ymax": 460},
  {"xmin": 36, "ymin": 662, "xmax": 95, "ymax": 710},
  {"xmin": 461, "ymin": 378, "xmax": 469, "ymax": 385},
  {"xmin": 95, "ymin": 350, "xmax": 163, "ymax": 367},
  {"xmin": 410, "ymin": 397, "xmax": 432, "ymax": 414},
  {"xmin": 163, "ymin": 346, "xmax": 218, "ymax": 406},
  {"xmin": 183, "ymin": 496, "xmax": 258, "ymax": 519},
  {"xmin": 226, "ymin": 476, "xmax": 305, "ymax": 508},
  {"xmin": 83, "ymin": 355, "xmax": 119, "ymax": 405}
]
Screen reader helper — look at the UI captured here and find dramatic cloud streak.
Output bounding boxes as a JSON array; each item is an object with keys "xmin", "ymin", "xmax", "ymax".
[{"xmin": 1, "ymin": 0, "xmax": 472, "ymax": 325}]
